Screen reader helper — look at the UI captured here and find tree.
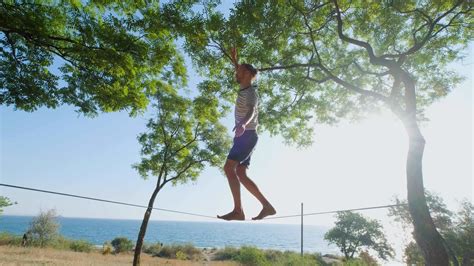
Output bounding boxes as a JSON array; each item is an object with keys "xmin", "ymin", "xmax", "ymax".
[
  {"xmin": 28, "ymin": 209, "xmax": 60, "ymax": 247},
  {"xmin": 131, "ymin": 88, "xmax": 231, "ymax": 266},
  {"xmin": 324, "ymin": 211, "xmax": 394, "ymax": 261},
  {"xmin": 183, "ymin": 1, "xmax": 472, "ymax": 263},
  {"xmin": 0, "ymin": 1, "xmax": 192, "ymax": 117},
  {"xmin": 390, "ymin": 193, "xmax": 474, "ymax": 265},
  {"xmin": 0, "ymin": 196, "xmax": 15, "ymax": 215}
]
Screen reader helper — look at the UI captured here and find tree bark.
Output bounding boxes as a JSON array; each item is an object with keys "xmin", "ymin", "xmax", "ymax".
[
  {"xmin": 133, "ymin": 186, "xmax": 161, "ymax": 266},
  {"xmin": 401, "ymin": 115, "xmax": 450, "ymax": 265}
]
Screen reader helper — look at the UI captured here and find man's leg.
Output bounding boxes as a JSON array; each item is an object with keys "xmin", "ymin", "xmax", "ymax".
[
  {"xmin": 236, "ymin": 165, "xmax": 276, "ymax": 220},
  {"xmin": 217, "ymin": 159, "xmax": 245, "ymax": 220}
]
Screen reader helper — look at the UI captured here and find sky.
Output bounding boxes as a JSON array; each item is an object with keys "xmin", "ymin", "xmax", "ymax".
[{"xmin": 0, "ymin": 6, "xmax": 472, "ymax": 263}]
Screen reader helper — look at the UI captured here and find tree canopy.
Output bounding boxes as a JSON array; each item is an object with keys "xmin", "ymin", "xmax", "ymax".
[
  {"xmin": 0, "ymin": 196, "xmax": 15, "ymax": 215},
  {"xmin": 132, "ymin": 88, "xmax": 231, "ymax": 185},
  {"xmin": 183, "ymin": 0, "xmax": 472, "ymax": 146},
  {"xmin": 324, "ymin": 211, "xmax": 394, "ymax": 261},
  {"xmin": 0, "ymin": 0, "xmax": 194, "ymax": 116}
]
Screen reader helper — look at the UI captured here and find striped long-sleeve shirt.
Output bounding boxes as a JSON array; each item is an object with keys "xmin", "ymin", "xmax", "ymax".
[{"xmin": 235, "ymin": 84, "xmax": 259, "ymax": 130}]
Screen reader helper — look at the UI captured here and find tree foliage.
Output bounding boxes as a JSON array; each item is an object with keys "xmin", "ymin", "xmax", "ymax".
[
  {"xmin": 132, "ymin": 88, "xmax": 231, "ymax": 186},
  {"xmin": 0, "ymin": 0, "xmax": 194, "ymax": 116},
  {"xmin": 184, "ymin": 0, "xmax": 472, "ymax": 146},
  {"xmin": 0, "ymin": 196, "xmax": 15, "ymax": 215},
  {"xmin": 28, "ymin": 209, "xmax": 60, "ymax": 247},
  {"xmin": 324, "ymin": 211, "xmax": 394, "ymax": 261}
]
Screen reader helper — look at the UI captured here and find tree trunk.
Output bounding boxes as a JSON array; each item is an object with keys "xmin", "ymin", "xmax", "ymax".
[
  {"xmin": 133, "ymin": 186, "xmax": 161, "ymax": 266},
  {"xmin": 402, "ymin": 116, "xmax": 449, "ymax": 265}
]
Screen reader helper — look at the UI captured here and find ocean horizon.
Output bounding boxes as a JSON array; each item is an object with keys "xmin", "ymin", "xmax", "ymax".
[{"xmin": 0, "ymin": 215, "xmax": 337, "ymax": 254}]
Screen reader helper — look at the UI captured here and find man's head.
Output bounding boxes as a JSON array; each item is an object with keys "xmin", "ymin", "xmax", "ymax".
[{"xmin": 236, "ymin": 63, "xmax": 258, "ymax": 84}]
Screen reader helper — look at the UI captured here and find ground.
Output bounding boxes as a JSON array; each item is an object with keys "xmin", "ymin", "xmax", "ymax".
[{"xmin": 0, "ymin": 246, "xmax": 238, "ymax": 266}]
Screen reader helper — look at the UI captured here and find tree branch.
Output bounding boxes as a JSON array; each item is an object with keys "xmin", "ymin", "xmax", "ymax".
[
  {"xmin": 258, "ymin": 63, "xmax": 317, "ymax": 72},
  {"xmin": 332, "ymin": 0, "xmax": 395, "ymax": 68},
  {"xmin": 318, "ymin": 63, "xmax": 390, "ymax": 103},
  {"xmin": 160, "ymin": 159, "xmax": 206, "ymax": 189},
  {"xmin": 382, "ymin": 0, "xmax": 464, "ymax": 59},
  {"xmin": 170, "ymin": 123, "xmax": 200, "ymax": 157}
]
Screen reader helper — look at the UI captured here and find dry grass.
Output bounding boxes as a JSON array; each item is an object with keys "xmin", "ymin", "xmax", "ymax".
[{"xmin": 0, "ymin": 245, "xmax": 238, "ymax": 266}]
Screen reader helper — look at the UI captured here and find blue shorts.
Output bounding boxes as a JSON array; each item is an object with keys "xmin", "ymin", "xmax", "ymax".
[{"xmin": 227, "ymin": 130, "xmax": 258, "ymax": 167}]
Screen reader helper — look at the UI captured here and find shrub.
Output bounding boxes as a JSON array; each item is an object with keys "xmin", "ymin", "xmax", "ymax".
[
  {"xmin": 214, "ymin": 246, "xmax": 326, "ymax": 266},
  {"xmin": 359, "ymin": 250, "xmax": 379, "ymax": 265},
  {"xmin": 69, "ymin": 239, "xmax": 94, "ymax": 253},
  {"xmin": 214, "ymin": 246, "xmax": 240, "ymax": 260},
  {"xmin": 142, "ymin": 242, "xmax": 163, "ymax": 255},
  {"xmin": 0, "ymin": 232, "xmax": 22, "ymax": 246},
  {"xmin": 235, "ymin": 246, "xmax": 270, "ymax": 266},
  {"xmin": 157, "ymin": 243, "xmax": 203, "ymax": 260},
  {"xmin": 176, "ymin": 250, "xmax": 187, "ymax": 260},
  {"xmin": 111, "ymin": 237, "xmax": 133, "ymax": 253},
  {"xmin": 102, "ymin": 241, "xmax": 113, "ymax": 255}
]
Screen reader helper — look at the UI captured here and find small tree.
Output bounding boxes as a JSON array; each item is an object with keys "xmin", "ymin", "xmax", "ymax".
[
  {"xmin": 28, "ymin": 209, "xmax": 60, "ymax": 247},
  {"xmin": 132, "ymin": 89, "xmax": 231, "ymax": 265},
  {"xmin": 0, "ymin": 196, "xmax": 15, "ymax": 215},
  {"xmin": 324, "ymin": 211, "xmax": 394, "ymax": 261}
]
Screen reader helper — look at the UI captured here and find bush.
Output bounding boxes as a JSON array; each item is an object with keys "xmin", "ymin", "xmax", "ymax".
[
  {"xmin": 234, "ymin": 246, "xmax": 270, "ymax": 266},
  {"xmin": 69, "ymin": 239, "xmax": 94, "ymax": 253},
  {"xmin": 142, "ymin": 242, "xmax": 163, "ymax": 255},
  {"xmin": 44, "ymin": 236, "xmax": 94, "ymax": 253},
  {"xmin": 272, "ymin": 251, "xmax": 322, "ymax": 266},
  {"xmin": 111, "ymin": 237, "xmax": 133, "ymax": 253},
  {"xmin": 215, "ymin": 246, "xmax": 325, "ymax": 266},
  {"xmin": 102, "ymin": 241, "xmax": 113, "ymax": 255},
  {"xmin": 0, "ymin": 232, "xmax": 22, "ymax": 246},
  {"xmin": 157, "ymin": 243, "xmax": 203, "ymax": 260},
  {"xmin": 176, "ymin": 250, "xmax": 187, "ymax": 260},
  {"xmin": 214, "ymin": 246, "xmax": 240, "ymax": 261},
  {"xmin": 359, "ymin": 250, "xmax": 379, "ymax": 265}
]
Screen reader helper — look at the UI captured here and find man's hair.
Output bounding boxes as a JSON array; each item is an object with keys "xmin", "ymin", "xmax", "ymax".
[{"xmin": 241, "ymin": 63, "xmax": 258, "ymax": 77}]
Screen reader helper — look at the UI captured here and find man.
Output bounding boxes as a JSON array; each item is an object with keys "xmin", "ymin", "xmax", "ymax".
[{"xmin": 217, "ymin": 48, "xmax": 276, "ymax": 221}]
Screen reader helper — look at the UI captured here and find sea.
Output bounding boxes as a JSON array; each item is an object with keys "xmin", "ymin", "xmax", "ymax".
[{"xmin": 0, "ymin": 215, "xmax": 336, "ymax": 254}]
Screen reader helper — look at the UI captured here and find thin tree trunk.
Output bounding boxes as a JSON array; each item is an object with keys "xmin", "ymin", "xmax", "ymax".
[
  {"xmin": 402, "ymin": 116, "xmax": 449, "ymax": 265},
  {"xmin": 133, "ymin": 186, "xmax": 161, "ymax": 266}
]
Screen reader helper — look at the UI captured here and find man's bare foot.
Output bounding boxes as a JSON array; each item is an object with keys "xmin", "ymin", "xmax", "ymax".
[
  {"xmin": 252, "ymin": 205, "xmax": 276, "ymax": 220},
  {"xmin": 252, "ymin": 204, "xmax": 276, "ymax": 220},
  {"xmin": 217, "ymin": 210, "xmax": 245, "ymax": 221}
]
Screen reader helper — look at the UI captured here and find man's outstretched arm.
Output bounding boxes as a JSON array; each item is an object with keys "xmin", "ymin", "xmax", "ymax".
[{"xmin": 231, "ymin": 47, "xmax": 239, "ymax": 69}]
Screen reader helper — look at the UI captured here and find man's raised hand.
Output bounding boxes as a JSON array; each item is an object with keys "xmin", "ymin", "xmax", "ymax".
[{"xmin": 230, "ymin": 47, "xmax": 238, "ymax": 68}]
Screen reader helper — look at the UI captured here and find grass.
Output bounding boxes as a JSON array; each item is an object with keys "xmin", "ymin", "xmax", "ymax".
[
  {"xmin": 0, "ymin": 245, "xmax": 237, "ymax": 266},
  {"xmin": 1, "ymin": 232, "xmax": 364, "ymax": 265}
]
